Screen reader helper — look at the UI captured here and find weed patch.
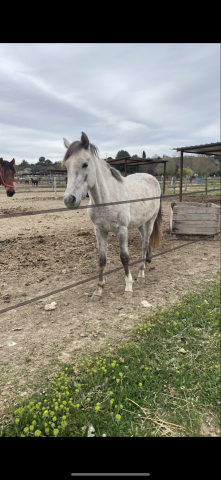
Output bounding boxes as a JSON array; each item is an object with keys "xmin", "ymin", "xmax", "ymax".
[{"xmin": 1, "ymin": 278, "xmax": 220, "ymax": 437}]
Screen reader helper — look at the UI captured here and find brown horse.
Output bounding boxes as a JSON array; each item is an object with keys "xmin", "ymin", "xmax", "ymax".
[{"xmin": 0, "ymin": 158, "xmax": 17, "ymax": 197}]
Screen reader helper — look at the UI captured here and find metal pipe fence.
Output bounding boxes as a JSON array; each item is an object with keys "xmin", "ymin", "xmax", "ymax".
[
  {"xmin": 0, "ymin": 188, "xmax": 220, "ymax": 220},
  {"xmin": 0, "ymin": 187, "xmax": 220, "ymax": 316}
]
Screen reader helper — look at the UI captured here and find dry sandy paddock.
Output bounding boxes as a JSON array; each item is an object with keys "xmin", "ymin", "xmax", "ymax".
[{"xmin": 0, "ymin": 189, "xmax": 220, "ymax": 416}]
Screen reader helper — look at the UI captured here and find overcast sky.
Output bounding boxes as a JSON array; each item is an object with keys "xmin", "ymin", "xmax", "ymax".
[{"xmin": 0, "ymin": 43, "xmax": 220, "ymax": 164}]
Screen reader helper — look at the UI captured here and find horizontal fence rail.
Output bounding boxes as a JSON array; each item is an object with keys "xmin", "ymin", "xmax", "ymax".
[
  {"xmin": 0, "ymin": 232, "xmax": 220, "ymax": 316},
  {"xmin": 0, "ymin": 188, "xmax": 220, "ymax": 220}
]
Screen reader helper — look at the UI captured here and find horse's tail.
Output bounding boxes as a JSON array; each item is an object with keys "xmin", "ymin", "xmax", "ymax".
[{"xmin": 150, "ymin": 197, "xmax": 162, "ymax": 249}]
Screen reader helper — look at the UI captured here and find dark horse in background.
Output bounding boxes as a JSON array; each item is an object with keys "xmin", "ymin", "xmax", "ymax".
[
  {"xmin": 31, "ymin": 178, "xmax": 38, "ymax": 186},
  {"xmin": 0, "ymin": 158, "xmax": 18, "ymax": 197}
]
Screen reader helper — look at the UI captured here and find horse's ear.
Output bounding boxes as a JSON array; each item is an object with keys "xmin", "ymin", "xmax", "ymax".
[
  {"xmin": 63, "ymin": 138, "xmax": 70, "ymax": 149},
  {"xmin": 81, "ymin": 132, "xmax": 89, "ymax": 150},
  {"xmin": 11, "ymin": 158, "xmax": 15, "ymax": 165},
  {"xmin": 0, "ymin": 158, "xmax": 3, "ymax": 166}
]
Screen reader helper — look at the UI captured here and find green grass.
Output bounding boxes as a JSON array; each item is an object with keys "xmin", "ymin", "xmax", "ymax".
[
  {"xmin": 164, "ymin": 188, "xmax": 221, "ymax": 197},
  {"xmin": 1, "ymin": 278, "xmax": 220, "ymax": 437}
]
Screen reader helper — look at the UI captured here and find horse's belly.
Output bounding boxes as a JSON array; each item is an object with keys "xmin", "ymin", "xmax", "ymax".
[{"xmin": 128, "ymin": 199, "xmax": 159, "ymax": 229}]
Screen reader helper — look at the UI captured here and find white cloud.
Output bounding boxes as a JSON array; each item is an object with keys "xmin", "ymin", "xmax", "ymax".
[{"xmin": 0, "ymin": 43, "xmax": 219, "ymax": 163}]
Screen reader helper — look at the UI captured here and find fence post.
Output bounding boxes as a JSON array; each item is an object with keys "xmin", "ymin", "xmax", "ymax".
[
  {"xmin": 205, "ymin": 175, "xmax": 207, "ymax": 196},
  {"xmin": 185, "ymin": 177, "xmax": 187, "ymax": 191},
  {"xmin": 173, "ymin": 177, "xmax": 176, "ymax": 194},
  {"xmin": 214, "ymin": 176, "xmax": 215, "ymax": 190},
  {"xmin": 54, "ymin": 177, "xmax": 57, "ymax": 199}
]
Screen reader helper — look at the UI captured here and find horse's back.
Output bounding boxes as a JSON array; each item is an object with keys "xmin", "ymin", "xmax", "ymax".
[
  {"xmin": 124, "ymin": 173, "xmax": 160, "ymax": 197},
  {"xmin": 124, "ymin": 173, "xmax": 161, "ymax": 228}
]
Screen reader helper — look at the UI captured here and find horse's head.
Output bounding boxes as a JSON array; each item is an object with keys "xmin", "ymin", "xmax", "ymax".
[
  {"xmin": 62, "ymin": 132, "xmax": 98, "ymax": 209},
  {"xmin": 0, "ymin": 158, "xmax": 16, "ymax": 197}
]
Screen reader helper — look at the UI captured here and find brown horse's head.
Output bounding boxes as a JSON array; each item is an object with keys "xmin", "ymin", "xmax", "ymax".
[{"xmin": 0, "ymin": 158, "xmax": 16, "ymax": 197}]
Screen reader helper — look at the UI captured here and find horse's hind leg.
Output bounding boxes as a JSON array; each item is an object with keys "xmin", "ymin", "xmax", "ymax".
[
  {"xmin": 117, "ymin": 227, "xmax": 133, "ymax": 299},
  {"xmin": 90, "ymin": 228, "xmax": 108, "ymax": 302},
  {"xmin": 137, "ymin": 215, "xmax": 156, "ymax": 283}
]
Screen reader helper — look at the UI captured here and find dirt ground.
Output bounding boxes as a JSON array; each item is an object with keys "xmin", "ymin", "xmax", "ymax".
[{"xmin": 0, "ymin": 190, "xmax": 220, "ymax": 418}]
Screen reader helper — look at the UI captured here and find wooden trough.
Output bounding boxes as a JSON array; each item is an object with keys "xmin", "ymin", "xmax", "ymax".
[{"xmin": 170, "ymin": 202, "xmax": 220, "ymax": 238}]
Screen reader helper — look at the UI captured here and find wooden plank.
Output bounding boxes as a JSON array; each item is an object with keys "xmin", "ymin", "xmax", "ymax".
[
  {"xmin": 173, "ymin": 220, "xmax": 218, "ymax": 227},
  {"xmin": 172, "ymin": 233, "xmax": 215, "ymax": 239},
  {"xmin": 171, "ymin": 202, "xmax": 220, "ymax": 211},
  {"xmin": 172, "ymin": 226, "xmax": 218, "ymax": 234},
  {"xmin": 173, "ymin": 213, "xmax": 219, "ymax": 221},
  {"xmin": 173, "ymin": 206, "xmax": 219, "ymax": 215},
  {"xmin": 171, "ymin": 202, "xmax": 212, "ymax": 210}
]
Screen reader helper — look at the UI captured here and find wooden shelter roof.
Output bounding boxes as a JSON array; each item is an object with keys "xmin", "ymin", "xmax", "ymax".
[
  {"xmin": 107, "ymin": 156, "xmax": 168, "ymax": 166},
  {"xmin": 172, "ymin": 142, "xmax": 221, "ymax": 157}
]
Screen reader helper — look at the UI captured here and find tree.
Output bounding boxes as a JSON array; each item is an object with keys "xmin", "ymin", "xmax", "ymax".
[
  {"xmin": 39, "ymin": 157, "xmax": 46, "ymax": 164},
  {"xmin": 177, "ymin": 167, "xmax": 193, "ymax": 177},
  {"xmin": 54, "ymin": 161, "xmax": 62, "ymax": 169},
  {"xmin": 191, "ymin": 155, "xmax": 212, "ymax": 176},
  {"xmin": 115, "ymin": 150, "xmax": 130, "ymax": 159},
  {"xmin": 45, "ymin": 159, "xmax": 52, "ymax": 166},
  {"xmin": 213, "ymin": 155, "xmax": 221, "ymax": 164},
  {"xmin": 19, "ymin": 159, "xmax": 30, "ymax": 168},
  {"xmin": 146, "ymin": 165, "xmax": 156, "ymax": 176},
  {"xmin": 165, "ymin": 159, "xmax": 175, "ymax": 176},
  {"xmin": 142, "ymin": 151, "xmax": 146, "ymax": 158},
  {"xmin": 132, "ymin": 154, "xmax": 138, "ymax": 158}
]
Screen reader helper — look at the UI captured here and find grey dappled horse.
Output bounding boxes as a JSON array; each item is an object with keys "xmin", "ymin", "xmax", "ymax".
[{"xmin": 63, "ymin": 132, "xmax": 162, "ymax": 301}]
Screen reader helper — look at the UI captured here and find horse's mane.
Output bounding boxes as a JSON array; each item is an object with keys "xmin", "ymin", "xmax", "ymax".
[
  {"xmin": 62, "ymin": 143, "xmax": 123, "ymax": 183},
  {"xmin": 106, "ymin": 162, "xmax": 123, "ymax": 183}
]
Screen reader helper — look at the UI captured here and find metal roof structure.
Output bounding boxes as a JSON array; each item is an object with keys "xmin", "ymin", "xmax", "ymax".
[
  {"xmin": 172, "ymin": 142, "xmax": 221, "ymax": 157},
  {"xmin": 46, "ymin": 169, "xmax": 67, "ymax": 175},
  {"xmin": 107, "ymin": 156, "xmax": 168, "ymax": 193},
  {"xmin": 107, "ymin": 156, "xmax": 168, "ymax": 166},
  {"xmin": 172, "ymin": 142, "xmax": 221, "ymax": 201}
]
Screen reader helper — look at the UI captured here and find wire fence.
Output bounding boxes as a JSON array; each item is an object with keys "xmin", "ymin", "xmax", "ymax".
[
  {"xmin": 0, "ymin": 188, "xmax": 220, "ymax": 220},
  {"xmin": 0, "ymin": 185, "xmax": 220, "ymax": 316},
  {"xmin": 1, "ymin": 232, "xmax": 220, "ymax": 316}
]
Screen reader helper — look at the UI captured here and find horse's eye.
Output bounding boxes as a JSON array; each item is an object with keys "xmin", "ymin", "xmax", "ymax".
[{"xmin": 82, "ymin": 163, "xmax": 88, "ymax": 168}]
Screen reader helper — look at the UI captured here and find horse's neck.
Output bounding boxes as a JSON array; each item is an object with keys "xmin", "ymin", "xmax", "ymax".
[{"xmin": 89, "ymin": 156, "xmax": 111, "ymax": 204}]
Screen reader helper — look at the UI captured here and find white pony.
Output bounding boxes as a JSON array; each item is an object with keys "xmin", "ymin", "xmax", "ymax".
[{"xmin": 63, "ymin": 132, "xmax": 162, "ymax": 301}]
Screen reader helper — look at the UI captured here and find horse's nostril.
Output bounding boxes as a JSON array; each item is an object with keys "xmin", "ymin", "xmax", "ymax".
[{"xmin": 72, "ymin": 195, "xmax": 76, "ymax": 203}]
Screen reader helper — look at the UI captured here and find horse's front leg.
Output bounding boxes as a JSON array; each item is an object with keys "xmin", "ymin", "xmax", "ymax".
[
  {"xmin": 90, "ymin": 228, "xmax": 108, "ymax": 302},
  {"xmin": 117, "ymin": 227, "xmax": 133, "ymax": 299}
]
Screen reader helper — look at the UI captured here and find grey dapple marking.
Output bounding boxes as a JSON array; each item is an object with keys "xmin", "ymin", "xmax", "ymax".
[{"xmin": 63, "ymin": 132, "xmax": 162, "ymax": 301}]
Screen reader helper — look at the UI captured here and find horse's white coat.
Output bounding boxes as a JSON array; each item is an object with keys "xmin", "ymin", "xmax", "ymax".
[{"xmin": 63, "ymin": 134, "xmax": 161, "ymax": 301}]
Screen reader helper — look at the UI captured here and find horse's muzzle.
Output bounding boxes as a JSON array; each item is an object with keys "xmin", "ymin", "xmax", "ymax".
[
  {"xmin": 7, "ymin": 190, "xmax": 15, "ymax": 197},
  {"xmin": 64, "ymin": 194, "xmax": 79, "ymax": 209}
]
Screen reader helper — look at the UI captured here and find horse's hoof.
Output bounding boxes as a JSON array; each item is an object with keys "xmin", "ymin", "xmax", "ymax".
[
  {"xmin": 90, "ymin": 295, "xmax": 102, "ymax": 302},
  {"xmin": 137, "ymin": 277, "xmax": 145, "ymax": 284},
  {"xmin": 124, "ymin": 291, "xmax": 133, "ymax": 299}
]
